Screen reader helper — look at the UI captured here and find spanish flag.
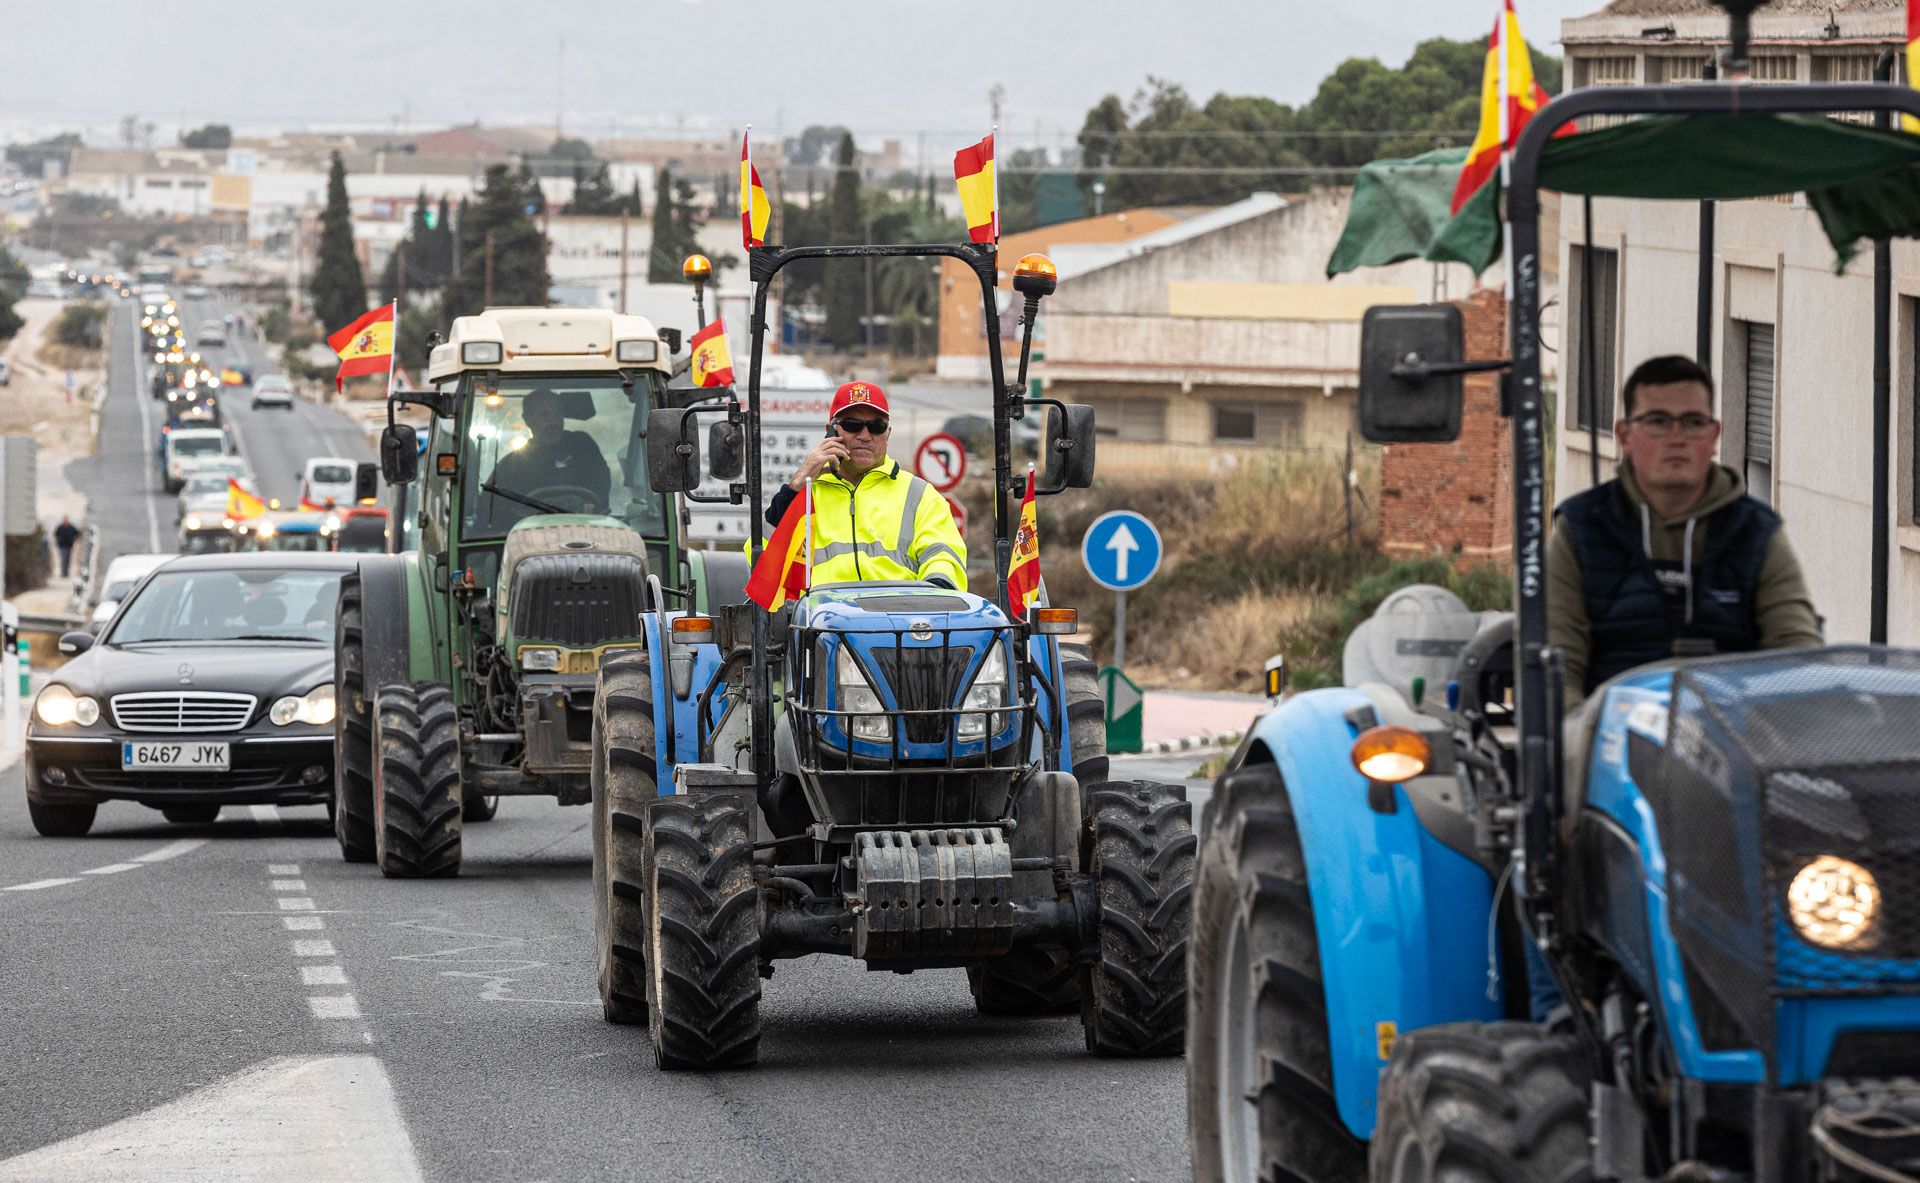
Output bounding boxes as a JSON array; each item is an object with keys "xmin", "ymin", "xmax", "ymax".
[
  {"xmin": 227, "ymin": 479, "xmax": 266, "ymax": 520},
  {"xmin": 1006, "ymin": 466, "xmax": 1041, "ymax": 621},
  {"xmin": 954, "ymin": 133, "xmax": 997, "ymax": 244},
  {"xmin": 688, "ymin": 317, "xmax": 735, "ymax": 388},
  {"xmin": 299, "ymin": 495, "xmax": 330, "ymax": 511},
  {"xmin": 327, "ymin": 303, "xmax": 395, "ymax": 394},
  {"xmin": 1906, "ymin": 0, "xmax": 1920, "ymax": 133},
  {"xmin": 220, "ymin": 367, "xmax": 244, "ymax": 386},
  {"xmin": 744, "ymin": 483, "xmax": 811, "ymax": 612},
  {"xmin": 1451, "ymin": 0, "xmax": 1568, "ymax": 214},
  {"xmin": 740, "ymin": 130, "xmax": 771, "ymax": 249}
]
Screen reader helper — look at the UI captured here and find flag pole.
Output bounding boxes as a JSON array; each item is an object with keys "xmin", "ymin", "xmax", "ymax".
[
  {"xmin": 990, "ymin": 124, "xmax": 1000, "ymax": 243},
  {"xmin": 803, "ymin": 477, "xmax": 814, "ymax": 591},
  {"xmin": 1496, "ymin": 5, "xmax": 1514, "ymax": 302},
  {"xmin": 385, "ymin": 298, "xmax": 399, "ymax": 399}
]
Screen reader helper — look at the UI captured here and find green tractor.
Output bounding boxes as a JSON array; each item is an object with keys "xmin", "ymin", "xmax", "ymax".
[{"xmin": 331, "ymin": 306, "xmax": 747, "ymax": 877}]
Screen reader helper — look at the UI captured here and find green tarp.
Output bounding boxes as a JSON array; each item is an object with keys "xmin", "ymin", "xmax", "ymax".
[{"xmin": 1327, "ymin": 113, "xmax": 1920, "ymax": 277}]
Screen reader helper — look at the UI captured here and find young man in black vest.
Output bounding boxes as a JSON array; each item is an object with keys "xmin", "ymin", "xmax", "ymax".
[{"xmin": 1548, "ymin": 354, "xmax": 1822, "ymax": 706}]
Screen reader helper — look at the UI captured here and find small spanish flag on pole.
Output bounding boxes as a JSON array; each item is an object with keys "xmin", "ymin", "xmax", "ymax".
[
  {"xmin": 327, "ymin": 302, "xmax": 396, "ymax": 394},
  {"xmin": 226, "ymin": 478, "xmax": 266, "ymax": 521},
  {"xmin": 1906, "ymin": 0, "xmax": 1920, "ymax": 133},
  {"xmin": 954, "ymin": 131, "xmax": 998, "ymax": 244},
  {"xmin": 1450, "ymin": 0, "xmax": 1567, "ymax": 215},
  {"xmin": 1006, "ymin": 465, "xmax": 1041, "ymax": 620},
  {"xmin": 688, "ymin": 317, "xmax": 736, "ymax": 388},
  {"xmin": 744, "ymin": 481, "xmax": 812, "ymax": 611},
  {"xmin": 741, "ymin": 128, "xmax": 771, "ymax": 249}
]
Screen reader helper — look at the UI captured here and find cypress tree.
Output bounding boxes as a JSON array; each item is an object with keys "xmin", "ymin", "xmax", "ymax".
[
  {"xmin": 825, "ymin": 133, "xmax": 864, "ymax": 349},
  {"xmin": 647, "ymin": 166, "xmax": 678, "ymax": 283},
  {"xmin": 308, "ymin": 151, "xmax": 368, "ymax": 335}
]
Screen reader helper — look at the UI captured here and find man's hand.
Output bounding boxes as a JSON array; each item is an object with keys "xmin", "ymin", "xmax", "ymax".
[{"xmin": 790, "ymin": 437, "xmax": 850, "ymax": 489}]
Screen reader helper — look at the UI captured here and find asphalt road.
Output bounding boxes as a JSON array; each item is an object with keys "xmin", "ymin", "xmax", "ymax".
[{"xmin": 0, "ymin": 305, "xmax": 1202, "ymax": 1181}]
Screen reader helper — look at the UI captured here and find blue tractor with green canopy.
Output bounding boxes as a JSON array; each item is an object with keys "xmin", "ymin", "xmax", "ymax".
[{"xmin": 1189, "ymin": 5, "xmax": 1920, "ymax": 1179}]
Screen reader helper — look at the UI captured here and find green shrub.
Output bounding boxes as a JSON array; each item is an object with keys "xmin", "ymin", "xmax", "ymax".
[
  {"xmin": 53, "ymin": 302, "xmax": 105, "ymax": 350},
  {"xmin": 1279, "ymin": 555, "xmax": 1512, "ymax": 691}
]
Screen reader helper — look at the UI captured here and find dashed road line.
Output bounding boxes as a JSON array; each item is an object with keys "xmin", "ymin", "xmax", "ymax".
[
  {"xmin": 309, "ymin": 995, "xmax": 362, "ymax": 1020},
  {"xmin": 5, "ymin": 878, "xmax": 81, "ymax": 892},
  {"xmin": 283, "ymin": 915, "xmax": 325, "ymax": 931},
  {"xmin": 81, "ymin": 863, "xmax": 141, "ymax": 875},
  {"xmin": 277, "ymin": 897, "xmax": 317, "ymax": 911},
  {"xmin": 301, "ymin": 965, "xmax": 349, "ymax": 986},
  {"xmin": 270, "ymin": 879, "xmax": 307, "ymax": 892},
  {"xmin": 3, "ymin": 837, "xmax": 210, "ymax": 893},
  {"xmin": 133, "ymin": 838, "xmax": 208, "ymax": 864},
  {"xmin": 267, "ymin": 863, "xmax": 300, "ymax": 875},
  {"xmin": 261, "ymin": 860, "xmax": 372, "ymax": 1044},
  {"xmin": 292, "ymin": 939, "xmax": 336, "ymax": 957}
]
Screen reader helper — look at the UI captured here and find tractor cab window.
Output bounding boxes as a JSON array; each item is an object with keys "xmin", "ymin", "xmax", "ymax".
[{"xmin": 460, "ymin": 375, "xmax": 666, "ymax": 538}]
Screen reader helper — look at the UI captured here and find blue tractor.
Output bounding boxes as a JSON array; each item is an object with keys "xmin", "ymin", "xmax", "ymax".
[
  {"xmin": 590, "ymin": 237, "xmax": 1197, "ymax": 1069},
  {"xmin": 1189, "ymin": 11, "xmax": 1920, "ymax": 1180}
]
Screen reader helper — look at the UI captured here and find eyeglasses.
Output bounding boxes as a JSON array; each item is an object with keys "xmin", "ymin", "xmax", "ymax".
[
  {"xmin": 1627, "ymin": 412, "xmax": 1717, "ymax": 437},
  {"xmin": 833, "ymin": 417, "xmax": 889, "ymax": 436}
]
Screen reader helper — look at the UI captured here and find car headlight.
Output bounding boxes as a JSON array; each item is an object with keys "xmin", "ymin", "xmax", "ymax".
[
  {"xmin": 836, "ymin": 646, "xmax": 891, "ymax": 742},
  {"xmin": 520, "ymin": 647, "xmax": 561, "ymax": 672},
  {"xmin": 183, "ymin": 515, "xmax": 202, "ymax": 531},
  {"xmin": 957, "ymin": 644, "xmax": 1009, "ymax": 740},
  {"xmin": 35, "ymin": 684, "xmax": 99, "ymax": 727},
  {"xmin": 270, "ymin": 684, "xmax": 336, "ymax": 727},
  {"xmin": 1788, "ymin": 855, "xmax": 1881, "ymax": 950}
]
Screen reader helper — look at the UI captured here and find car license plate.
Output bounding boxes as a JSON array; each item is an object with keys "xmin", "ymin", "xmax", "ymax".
[{"xmin": 121, "ymin": 741, "xmax": 230, "ymax": 771}]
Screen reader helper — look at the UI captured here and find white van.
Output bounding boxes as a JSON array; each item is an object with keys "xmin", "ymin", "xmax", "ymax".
[
  {"xmin": 161, "ymin": 428, "xmax": 231, "ymax": 493},
  {"xmin": 300, "ymin": 457, "xmax": 358, "ymax": 509},
  {"xmin": 91, "ymin": 553, "xmax": 173, "ymax": 631}
]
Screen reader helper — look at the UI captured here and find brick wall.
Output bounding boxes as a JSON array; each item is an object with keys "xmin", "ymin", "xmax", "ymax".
[{"xmin": 1378, "ymin": 288, "xmax": 1513, "ymax": 565}]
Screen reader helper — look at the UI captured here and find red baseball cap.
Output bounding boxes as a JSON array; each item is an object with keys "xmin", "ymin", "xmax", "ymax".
[{"xmin": 828, "ymin": 381, "xmax": 890, "ymax": 421}]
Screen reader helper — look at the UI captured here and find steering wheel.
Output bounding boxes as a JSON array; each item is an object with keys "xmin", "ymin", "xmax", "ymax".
[{"xmin": 504, "ymin": 483, "xmax": 600, "ymax": 514}]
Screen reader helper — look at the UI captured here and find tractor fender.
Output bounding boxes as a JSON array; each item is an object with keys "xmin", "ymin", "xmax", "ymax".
[
  {"xmin": 1024, "ymin": 633, "xmax": 1068, "ymax": 772},
  {"xmin": 1245, "ymin": 686, "xmax": 1503, "ymax": 1140},
  {"xmin": 641, "ymin": 611, "xmax": 727, "ymax": 788},
  {"xmin": 354, "ymin": 553, "xmax": 437, "ymax": 694},
  {"xmin": 686, "ymin": 549, "xmax": 752, "ymax": 614}
]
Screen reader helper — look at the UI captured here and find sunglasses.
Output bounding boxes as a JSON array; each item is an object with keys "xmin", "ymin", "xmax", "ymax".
[{"xmin": 833, "ymin": 417, "xmax": 890, "ymax": 436}]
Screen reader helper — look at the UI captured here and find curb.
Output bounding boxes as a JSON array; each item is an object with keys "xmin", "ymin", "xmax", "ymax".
[{"xmin": 1132, "ymin": 732, "xmax": 1240, "ymax": 757}]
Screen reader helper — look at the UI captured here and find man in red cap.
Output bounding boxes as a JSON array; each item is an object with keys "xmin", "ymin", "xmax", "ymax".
[{"xmin": 763, "ymin": 380, "xmax": 968, "ymax": 589}]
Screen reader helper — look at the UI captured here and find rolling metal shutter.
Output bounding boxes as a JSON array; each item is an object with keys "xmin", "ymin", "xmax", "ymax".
[{"xmin": 1746, "ymin": 322, "xmax": 1775, "ymax": 465}]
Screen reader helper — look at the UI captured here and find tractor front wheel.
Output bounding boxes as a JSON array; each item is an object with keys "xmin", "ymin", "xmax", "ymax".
[
  {"xmin": 592, "ymin": 652, "xmax": 655, "ymax": 1025},
  {"xmin": 1371, "ymin": 1021, "xmax": 1592, "ymax": 1182},
  {"xmin": 645, "ymin": 792, "xmax": 762, "ymax": 1070},
  {"xmin": 373, "ymin": 681, "xmax": 463, "ymax": 878},
  {"xmin": 1081, "ymin": 780, "xmax": 1195, "ymax": 1057},
  {"xmin": 332, "ymin": 572, "xmax": 376, "ymax": 863}
]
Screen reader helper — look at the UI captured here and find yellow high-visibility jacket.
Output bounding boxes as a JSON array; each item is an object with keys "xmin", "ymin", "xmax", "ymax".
[{"xmin": 763, "ymin": 459, "xmax": 967, "ymax": 590}]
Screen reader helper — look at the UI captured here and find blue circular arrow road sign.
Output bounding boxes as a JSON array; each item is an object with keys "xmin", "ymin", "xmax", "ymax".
[{"xmin": 1081, "ymin": 510, "xmax": 1162, "ymax": 592}]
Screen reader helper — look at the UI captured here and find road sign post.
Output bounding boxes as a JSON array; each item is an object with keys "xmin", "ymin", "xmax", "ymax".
[{"xmin": 1080, "ymin": 510, "xmax": 1163, "ymax": 672}]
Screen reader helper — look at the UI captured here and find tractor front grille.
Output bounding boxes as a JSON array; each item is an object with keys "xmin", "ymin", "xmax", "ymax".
[
  {"xmin": 508, "ymin": 553, "xmax": 647, "ymax": 647},
  {"xmin": 870, "ymin": 645, "xmax": 975, "ymax": 743}
]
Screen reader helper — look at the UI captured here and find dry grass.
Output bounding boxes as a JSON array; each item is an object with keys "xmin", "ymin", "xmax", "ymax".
[{"xmin": 1128, "ymin": 588, "xmax": 1318, "ymax": 689}]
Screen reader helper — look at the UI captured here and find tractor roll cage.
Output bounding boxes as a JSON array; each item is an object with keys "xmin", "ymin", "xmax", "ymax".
[
  {"xmin": 740, "ymin": 241, "xmax": 1026, "ymax": 785},
  {"xmin": 1504, "ymin": 80, "xmax": 1920, "ymax": 926}
]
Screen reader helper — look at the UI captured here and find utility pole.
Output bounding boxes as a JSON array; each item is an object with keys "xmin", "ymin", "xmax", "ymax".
[
  {"xmin": 618, "ymin": 208, "xmax": 630, "ymax": 314},
  {"xmin": 483, "ymin": 230, "xmax": 495, "ymax": 306}
]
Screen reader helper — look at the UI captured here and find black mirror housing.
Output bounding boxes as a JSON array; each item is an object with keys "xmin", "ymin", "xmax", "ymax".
[
  {"xmin": 647, "ymin": 408, "xmax": 701, "ymax": 493},
  {"xmin": 707, "ymin": 419, "xmax": 744, "ymax": 481},
  {"xmin": 1045, "ymin": 404, "xmax": 1098, "ymax": 490},
  {"xmin": 659, "ymin": 327, "xmax": 683, "ymax": 355},
  {"xmin": 1359, "ymin": 304, "xmax": 1466, "ymax": 443},
  {"xmin": 58, "ymin": 630, "xmax": 94, "ymax": 655},
  {"xmin": 353, "ymin": 461, "xmax": 379, "ymax": 503},
  {"xmin": 379, "ymin": 424, "xmax": 419, "ymax": 485}
]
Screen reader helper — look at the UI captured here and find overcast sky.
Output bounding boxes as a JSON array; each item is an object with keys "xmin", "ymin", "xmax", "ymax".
[{"xmin": 7, "ymin": 0, "xmax": 1602, "ymax": 151}]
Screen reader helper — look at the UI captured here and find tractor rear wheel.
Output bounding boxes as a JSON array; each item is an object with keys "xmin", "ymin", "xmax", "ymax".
[
  {"xmin": 963, "ymin": 643, "xmax": 1108, "ymax": 1017},
  {"xmin": 332, "ymin": 572, "xmax": 376, "ymax": 863},
  {"xmin": 592, "ymin": 652, "xmax": 654, "ymax": 1025},
  {"xmin": 1082, "ymin": 780, "xmax": 1195, "ymax": 1057},
  {"xmin": 1188, "ymin": 762, "xmax": 1365, "ymax": 1183},
  {"xmin": 645, "ymin": 793, "xmax": 762, "ymax": 1069},
  {"xmin": 373, "ymin": 681, "xmax": 463, "ymax": 878},
  {"xmin": 1371, "ymin": 1022, "xmax": 1592, "ymax": 1183}
]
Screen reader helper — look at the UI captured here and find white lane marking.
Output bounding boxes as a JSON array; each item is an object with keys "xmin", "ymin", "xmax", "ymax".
[
  {"xmin": 268, "ymin": 863, "xmax": 300, "ymax": 875},
  {"xmin": 0, "ymin": 1054, "xmax": 424, "ymax": 1182},
  {"xmin": 282, "ymin": 916, "xmax": 325, "ymax": 931},
  {"xmin": 270, "ymin": 879, "xmax": 308, "ymax": 892},
  {"xmin": 133, "ymin": 838, "xmax": 208, "ymax": 864},
  {"xmin": 277, "ymin": 897, "xmax": 316, "ymax": 912},
  {"xmin": 301, "ymin": 965, "xmax": 349, "ymax": 986},
  {"xmin": 81, "ymin": 864, "xmax": 142, "ymax": 876},
  {"xmin": 291, "ymin": 940, "xmax": 336, "ymax": 957},
  {"xmin": 5, "ymin": 878, "xmax": 81, "ymax": 892},
  {"xmin": 308, "ymin": 996, "xmax": 362, "ymax": 1020}
]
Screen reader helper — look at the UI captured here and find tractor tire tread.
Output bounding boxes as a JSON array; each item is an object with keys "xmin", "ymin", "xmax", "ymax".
[
  {"xmin": 593, "ymin": 653, "xmax": 655, "ymax": 1025},
  {"xmin": 332, "ymin": 574, "xmax": 376, "ymax": 862},
  {"xmin": 646, "ymin": 794, "xmax": 762, "ymax": 1070},
  {"xmin": 1082, "ymin": 780, "xmax": 1194, "ymax": 1058},
  {"xmin": 374, "ymin": 681, "xmax": 463, "ymax": 878}
]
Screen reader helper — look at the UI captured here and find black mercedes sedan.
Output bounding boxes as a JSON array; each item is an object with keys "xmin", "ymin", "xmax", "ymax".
[{"xmin": 25, "ymin": 552, "xmax": 356, "ymax": 836}]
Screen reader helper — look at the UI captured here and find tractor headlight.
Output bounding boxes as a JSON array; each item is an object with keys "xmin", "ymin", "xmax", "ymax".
[
  {"xmin": 615, "ymin": 339, "xmax": 659, "ymax": 363},
  {"xmin": 836, "ymin": 646, "xmax": 890, "ymax": 742},
  {"xmin": 520, "ymin": 647, "xmax": 562, "ymax": 672},
  {"xmin": 35, "ymin": 684, "xmax": 99, "ymax": 727},
  {"xmin": 957, "ymin": 644, "xmax": 1009, "ymax": 740},
  {"xmin": 1788, "ymin": 855, "xmax": 1881, "ymax": 950},
  {"xmin": 270, "ymin": 683, "xmax": 335, "ymax": 727}
]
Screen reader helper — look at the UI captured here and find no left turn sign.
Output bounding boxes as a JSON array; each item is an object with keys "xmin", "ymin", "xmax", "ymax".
[{"xmin": 914, "ymin": 433, "xmax": 967, "ymax": 493}]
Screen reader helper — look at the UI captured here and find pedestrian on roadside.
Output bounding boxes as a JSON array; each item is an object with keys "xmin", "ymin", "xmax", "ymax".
[{"xmin": 52, "ymin": 516, "xmax": 81, "ymax": 578}]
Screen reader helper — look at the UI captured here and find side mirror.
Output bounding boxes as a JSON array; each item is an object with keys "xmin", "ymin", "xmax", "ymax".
[
  {"xmin": 1044, "ymin": 403, "xmax": 1098, "ymax": 490},
  {"xmin": 646, "ymin": 408, "xmax": 701, "ymax": 493},
  {"xmin": 353, "ymin": 461, "xmax": 379, "ymax": 503},
  {"xmin": 1359, "ymin": 304, "xmax": 1466, "ymax": 443},
  {"xmin": 379, "ymin": 424, "xmax": 419, "ymax": 485},
  {"xmin": 707, "ymin": 420, "xmax": 744, "ymax": 481},
  {"xmin": 58, "ymin": 631, "xmax": 94, "ymax": 656},
  {"xmin": 659, "ymin": 327, "xmax": 683, "ymax": 355}
]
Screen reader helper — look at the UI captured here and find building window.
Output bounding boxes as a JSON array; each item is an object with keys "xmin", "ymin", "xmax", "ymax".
[
  {"xmin": 1739, "ymin": 320, "xmax": 1776, "ymax": 504},
  {"xmin": 1580, "ymin": 55, "xmax": 1637, "ymax": 86},
  {"xmin": 1648, "ymin": 55, "xmax": 1710, "ymax": 83},
  {"xmin": 1569, "ymin": 245, "xmax": 1620, "ymax": 432},
  {"xmin": 1090, "ymin": 396, "xmax": 1166, "ymax": 442},
  {"xmin": 1750, "ymin": 54, "xmax": 1798, "ymax": 83},
  {"xmin": 1211, "ymin": 401, "xmax": 1304, "ymax": 447},
  {"xmin": 143, "ymin": 179, "xmax": 174, "ymax": 189},
  {"xmin": 1812, "ymin": 53, "xmax": 1877, "ymax": 83}
]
